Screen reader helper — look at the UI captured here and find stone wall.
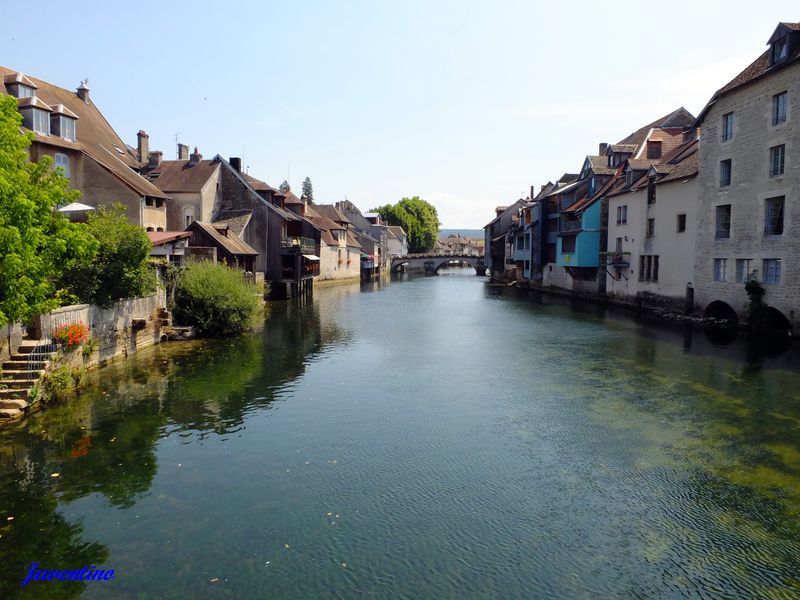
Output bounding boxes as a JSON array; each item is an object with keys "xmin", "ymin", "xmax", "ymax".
[
  {"xmin": 0, "ymin": 322, "xmax": 24, "ymax": 363},
  {"xmin": 37, "ymin": 289, "xmax": 167, "ymax": 369},
  {"xmin": 695, "ymin": 60, "xmax": 800, "ymax": 326}
]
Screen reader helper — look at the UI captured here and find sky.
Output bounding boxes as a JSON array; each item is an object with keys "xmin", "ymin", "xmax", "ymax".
[{"xmin": 1, "ymin": 1, "xmax": 794, "ymax": 227}]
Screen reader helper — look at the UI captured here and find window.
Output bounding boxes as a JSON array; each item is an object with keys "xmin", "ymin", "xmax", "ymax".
[
  {"xmin": 735, "ymin": 259, "xmax": 752, "ymax": 283},
  {"xmin": 769, "ymin": 144, "xmax": 785, "ymax": 177},
  {"xmin": 713, "ymin": 258, "xmax": 727, "ymax": 282},
  {"xmin": 145, "ymin": 197, "xmax": 154, "ymax": 207},
  {"xmin": 589, "ymin": 176, "xmax": 596, "ymax": 194},
  {"xmin": 561, "ymin": 235, "xmax": 576, "ymax": 253},
  {"xmin": 183, "ymin": 207, "xmax": 195, "ymax": 229},
  {"xmin": 773, "ymin": 92, "xmax": 787, "ymax": 125},
  {"xmin": 639, "ymin": 255, "xmax": 659, "ymax": 282},
  {"xmin": 720, "ymin": 159, "xmax": 732, "ymax": 186},
  {"xmin": 646, "ymin": 218, "xmax": 655, "ymax": 237},
  {"xmin": 647, "ymin": 177, "xmax": 656, "ymax": 205},
  {"xmin": 764, "ymin": 196, "xmax": 784, "ymax": 235},
  {"xmin": 646, "ymin": 141, "xmax": 662, "ymax": 159},
  {"xmin": 17, "ymin": 85, "xmax": 34, "ymax": 99},
  {"xmin": 626, "ymin": 171, "xmax": 634, "ymax": 187},
  {"xmin": 616, "ymin": 204, "xmax": 627, "ymax": 225},
  {"xmin": 615, "ymin": 237, "xmax": 623, "ymax": 253},
  {"xmin": 763, "ymin": 259, "xmax": 781, "ymax": 284},
  {"xmin": 61, "ymin": 117, "xmax": 76, "ymax": 141},
  {"xmin": 32, "ymin": 109, "xmax": 50, "ymax": 135},
  {"xmin": 677, "ymin": 213, "xmax": 686, "ymax": 233},
  {"xmin": 516, "ymin": 236, "xmax": 524, "ymax": 251},
  {"xmin": 772, "ymin": 39, "xmax": 788, "ymax": 64},
  {"xmin": 54, "ymin": 153, "xmax": 70, "ymax": 179},
  {"xmin": 716, "ymin": 205, "xmax": 731, "ymax": 239},
  {"xmin": 721, "ymin": 112, "xmax": 734, "ymax": 141}
]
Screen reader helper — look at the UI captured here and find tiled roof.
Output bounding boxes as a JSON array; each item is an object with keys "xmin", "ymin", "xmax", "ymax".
[
  {"xmin": 243, "ymin": 173, "xmax": 279, "ymax": 193},
  {"xmin": 346, "ymin": 231, "xmax": 363, "ymax": 250},
  {"xmin": 3, "ymin": 72, "xmax": 37, "ymax": 88},
  {"xmin": 281, "ymin": 189, "xmax": 304, "ymax": 205},
  {"xmin": 588, "ymin": 155, "xmax": 615, "ymax": 175},
  {"xmin": 387, "ymin": 226, "xmax": 406, "ymax": 238},
  {"xmin": 50, "ymin": 103, "xmax": 78, "ymax": 119},
  {"xmin": 608, "ymin": 144, "xmax": 637, "ymax": 153},
  {"xmin": 148, "ymin": 231, "xmax": 192, "ymax": 245},
  {"xmin": 314, "ymin": 204, "xmax": 352, "ymax": 225},
  {"xmin": 190, "ymin": 221, "xmax": 259, "ymax": 256},
  {"xmin": 144, "ymin": 158, "xmax": 220, "ymax": 192},
  {"xmin": 17, "ymin": 96, "xmax": 53, "ymax": 111},
  {"xmin": 214, "ymin": 209, "xmax": 253, "ymax": 236},
  {"xmin": 0, "ymin": 65, "xmax": 169, "ymax": 200}
]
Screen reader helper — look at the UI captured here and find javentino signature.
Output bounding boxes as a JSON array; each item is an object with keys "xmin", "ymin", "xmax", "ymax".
[{"xmin": 21, "ymin": 563, "xmax": 115, "ymax": 586}]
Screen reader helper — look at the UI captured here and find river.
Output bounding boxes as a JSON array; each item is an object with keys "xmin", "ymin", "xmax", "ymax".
[{"xmin": 2, "ymin": 270, "xmax": 800, "ymax": 599}]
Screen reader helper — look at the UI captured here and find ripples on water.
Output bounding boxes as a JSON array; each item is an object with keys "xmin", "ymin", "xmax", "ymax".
[{"xmin": 1, "ymin": 269, "xmax": 800, "ymax": 598}]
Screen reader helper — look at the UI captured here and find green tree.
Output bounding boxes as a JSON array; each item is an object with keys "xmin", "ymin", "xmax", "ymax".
[
  {"xmin": 59, "ymin": 204, "xmax": 156, "ymax": 307},
  {"xmin": 0, "ymin": 95, "xmax": 97, "ymax": 325},
  {"xmin": 301, "ymin": 176, "xmax": 314, "ymax": 204},
  {"xmin": 372, "ymin": 196, "xmax": 440, "ymax": 253},
  {"xmin": 279, "ymin": 180, "xmax": 291, "ymax": 193}
]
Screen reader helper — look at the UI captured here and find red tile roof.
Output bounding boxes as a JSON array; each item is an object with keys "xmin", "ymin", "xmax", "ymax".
[{"xmin": 148, "ymin": 231, "xmax": 192, "ymax": 245}]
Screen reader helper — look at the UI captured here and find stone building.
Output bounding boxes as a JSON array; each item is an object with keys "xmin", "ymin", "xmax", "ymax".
[
  {"xmin": 1, "ymin": 67, "xmax": 170, "ymax": 229},
  {"xmin": 694, "ymin": 22, "xmax": 800, "ymax": 329}
]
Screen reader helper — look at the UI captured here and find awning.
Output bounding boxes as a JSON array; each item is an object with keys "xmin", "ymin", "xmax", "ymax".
[{"xmin": 302, "ymin": 254, "xmax": 320, "ymax": 261}]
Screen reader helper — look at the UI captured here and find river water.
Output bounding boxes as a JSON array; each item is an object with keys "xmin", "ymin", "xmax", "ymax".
[{"xmin": 2, "ymin": 270, "xmax": 800, "ymax": 599}]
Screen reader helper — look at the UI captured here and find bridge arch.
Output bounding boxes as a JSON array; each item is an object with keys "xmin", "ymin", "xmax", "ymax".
[{"xmin": 390, "ymin": 254, "xmax": 486, "ymax": 275}]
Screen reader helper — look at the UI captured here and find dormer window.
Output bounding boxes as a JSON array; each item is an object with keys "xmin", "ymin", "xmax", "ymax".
[
  {"xmin": 646, "ymin": 141, "xmax": 662, "ymax": 160},
  {"xmin": 4, "ymin": 73, "xmax": 38, "ymax": 99},
  {"xmin": 50, "ymin": 105, "xmax": 78, "ymax": 141},
  {"xmin": 16, "ymin": 84, "xmax": 34, "ymax": 98},
  {"xmin": 626, "ymin": 170, "xmax": 634, "ymax": 187},
  {"xmin": 772, "ymin": 37, "xmax": 788, "ymax": 64},
  {"xmin": 31, "ymin": 108, "xmax": 50, "ymax": 135}
]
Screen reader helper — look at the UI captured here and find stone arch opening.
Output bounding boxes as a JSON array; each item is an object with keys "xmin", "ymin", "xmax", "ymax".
[
  {"xmin": 759, "ymin": 306, "xmax": 793, "ymax": 334},
  {"xmin": 703, "ymin": 300, "xmax": 739, "ymax": 325},
  {"xmin": 435, "ymin": 259, "xmax": 477, "ymax": 274}
]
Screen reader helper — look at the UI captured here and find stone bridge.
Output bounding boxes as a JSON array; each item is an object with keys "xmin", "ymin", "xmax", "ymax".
[{"xmin": 391, "ymin": 254, "xmax": 486, "ymax": 275}]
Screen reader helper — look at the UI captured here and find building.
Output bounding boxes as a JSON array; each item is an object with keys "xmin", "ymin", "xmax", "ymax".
[
  {"xmin": 385, "ymin": 226, "xmax": 409, "ymax": 258},
  {"xmin": 693, "ymin": 22, "xmax": 800, "ymax": 329},
  {"xmin": 306, "ymin": 204, "xmax": 362, "ymax": 281},
  {"xmin": 551, "ymin": 108, "xmax": 694, "ymax": 293},
  {"xmin": 605, "ymin": 137, "xmax": 699, "ymax": 303},
  {"xmin": 0, "ymin": 67, "xmax": 170, "ymax": 229}
]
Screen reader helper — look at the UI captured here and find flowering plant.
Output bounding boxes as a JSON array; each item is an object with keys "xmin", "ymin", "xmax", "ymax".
[{"xmin": 52, "ymin": 322, "xmax": 90, "ymax": 349}]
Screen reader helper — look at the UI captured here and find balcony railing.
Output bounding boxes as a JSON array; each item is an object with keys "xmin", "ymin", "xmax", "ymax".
[
  {"xmin": 600, "ymin": 251, "xmax": 631, "ymax": 266},
  {"xmin": 561, "ymin": 219, "xmax": 582, "ymax": 232},
  {"xmin": 281, "ymin": 236, "xmax": 316, "ymax": 254}
]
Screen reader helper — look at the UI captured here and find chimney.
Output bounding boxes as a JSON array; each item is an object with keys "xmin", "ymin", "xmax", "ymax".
[
  {"xmin": 177, "ymin": 144, "xmax": 189, "ymax": 160},
  {"xmin": 229, "ymin": 157, "xmax": 241, "ymax": 173},
  {"xmin": 76, "ymin": 79, "xmax": 90, "ymax": 103},
  {"xmin": 530, "ymin": 185, "xmax": 535, "ymax": 199},
  {"xmin": 189, "ymin": 147, "xmax": 202, "ymax": 166},
  {"xmin": 148, "ymin": 150, "xmax": 163, "ymax": 168},
  {"xmin": 599, "ymin": 142, "xmax": 609, "ymax": 155},
  {"xmin": 137, "ymin": 130, "xmax": 149, "ymax": 164}
]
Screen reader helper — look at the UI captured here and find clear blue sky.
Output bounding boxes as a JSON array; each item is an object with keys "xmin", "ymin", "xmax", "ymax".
[{"xmin": 0, "ymin": 1, "xmax": 793, "ymax": 227}]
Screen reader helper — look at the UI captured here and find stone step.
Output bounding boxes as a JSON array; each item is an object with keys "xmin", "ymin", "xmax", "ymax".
[
  {"xmin": 0, "ymin": 407, "xmax": 24, "ymax": 419},
  {"xmin": 1, "ymin": 378, "xmax": 37, "ymax": 389},
  {"xmin": 2, "ymin": 370, "xmax": 45, "ymax": 381},
  {"xmin": 3, "ymin": 359, "xmax": 49, "ymax": 370},
  {"xmin": 15, "ymin": 340, "xmax": 52, "ymax": 354},
  {"xmin": 0, "ymin": 398, "xmax": 27, "ymax": 410},
  {"xmin": 0, "ymin": 388, "xmax": 29, "ymax": 400}
]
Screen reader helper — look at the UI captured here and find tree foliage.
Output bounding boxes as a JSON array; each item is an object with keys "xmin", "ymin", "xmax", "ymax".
[
  {"xmin": 372, "ymin": 196, "xmax": 440, "ymax": 253},
  {"xmin": 301, "ymin": 177, "xmax": 314, "ymax": 204},
  {"xmin": 279, "ymin": 180, "xmax": 291, "ymax": 193},
  {"xmin": 0, "ymin": 95, "xmax": 97, "ymax": 325},
  {"xmin": 59, "ymin": 204, "xmax": 156, "ymax": 307},
  {"xmin": 173, "ymin": 260, "xmax": 262, "ymax": 336}
]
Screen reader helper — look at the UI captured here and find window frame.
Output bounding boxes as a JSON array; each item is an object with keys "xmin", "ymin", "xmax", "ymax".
[
  {"xmin": 646, "ymin": 218, "xmax": 655, "ymax": 238},
  {"xmin": 720, "ymin": 159, "xmax": 732, "ymax": 187},
  {"xmin": 713, "ymin": 258, "xmax": 727, "ymax": 282},
  {"xmin": 721, "ymin": 112, "xmax": 734, "ymax": 142},
  {"xmin": 735, "ymin": 259, "xmax": 752, "ymax": 284},
  {"xmin": 769, "ymin": 144, "xmax": 785, "ymax": 177},
  {"xmin": 715, "ymin": 205, "xmax": 731, "ymax": 239},
  {"xmin": 773, "ymin": 92, "xmax": 787, "ymax": 126},
  {"xmin": 763, "ymin": 258, "xmax": 782, "ymax": 285},
  {"xmin": 677, "ymin": 213, "xmax": 686, "ymax": 233},
  {"xmin": 54, "ymin": 153, "xmax": 70, "ymax": 179},
  {"xmin": 764, "ymin": 196, "xmax": 785, "ymax": 236}
]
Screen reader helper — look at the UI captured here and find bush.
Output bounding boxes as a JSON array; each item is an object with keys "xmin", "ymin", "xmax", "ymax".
[
  {"xmin": 59, "ymin": 204, "xmax": 156, "ymax": 307},
  {"xmin": 52, "ymin": 322, "xmax": 90, "ymax": 350},
  {"xmin": 39, "ymin": 365, "xmax": 86, "ymax": 404},
  {"xmin": 173, "ymin": 260, "xmax": 262, "ymax": 336}
]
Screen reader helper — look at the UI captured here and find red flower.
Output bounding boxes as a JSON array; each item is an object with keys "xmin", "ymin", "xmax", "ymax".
[{"xmin": 53, "ymin": 322, "xmax": 89, "ymax": 348}]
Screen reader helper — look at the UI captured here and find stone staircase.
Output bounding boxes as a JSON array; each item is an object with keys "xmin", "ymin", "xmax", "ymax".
[{"xmin": 0, "ymin": 340, "xmax": 55, "ymax": 420}]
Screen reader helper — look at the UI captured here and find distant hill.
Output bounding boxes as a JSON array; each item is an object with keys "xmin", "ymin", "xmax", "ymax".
[{"xmin": 438, "ymin": 228, "xmax": 483, "ymax": 240}]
